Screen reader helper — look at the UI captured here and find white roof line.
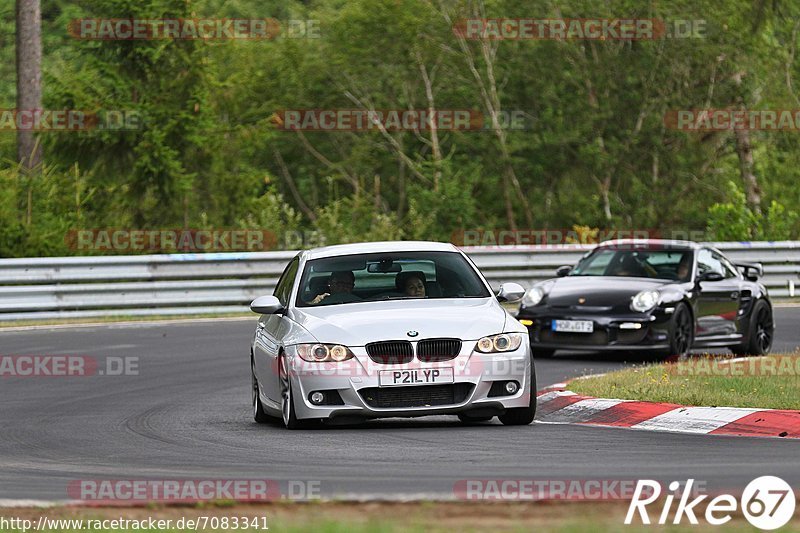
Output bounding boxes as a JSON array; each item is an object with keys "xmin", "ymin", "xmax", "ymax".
[{"xmin": 305, "ymin": 241, "xmax": 459, "ymax": 259}]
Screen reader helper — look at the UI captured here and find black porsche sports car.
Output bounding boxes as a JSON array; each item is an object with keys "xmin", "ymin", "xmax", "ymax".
[{"xmin": 516, "ymin": 239, "xmax": 774, "ymax": 358}]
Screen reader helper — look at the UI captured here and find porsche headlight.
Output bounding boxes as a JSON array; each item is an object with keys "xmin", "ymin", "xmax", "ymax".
[
  {"xmin": 296, "ymin": 343, "xmax": 354, "ymax": 363},
  {"xmin": 522, "ymin": 287, "xmax": 545, "ymax": 307},
  {"xmin": 630, "ymin": 290, "xmax": 660, "ymax": 313},
  {"xmin": 475, "ymin": 333, "xmax": 524, "ymax": 353}
]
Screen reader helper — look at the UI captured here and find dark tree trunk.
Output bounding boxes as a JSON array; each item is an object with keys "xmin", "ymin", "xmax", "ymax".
[
  {"xmin": 733, "ymin": 127, "xmax": 762, "ymax": 216},
  {"xmin": 16, "ymin": 0, "xmax": 43, "ymax": 171}
]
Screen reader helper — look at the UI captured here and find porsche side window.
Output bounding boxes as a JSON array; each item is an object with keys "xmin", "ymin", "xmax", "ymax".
[
  {"xmin": 274, "ymin": 257, "xmax": 300, "ymax": 306},
  {"xmin": 697, "ymin": 249, "xmax": 725, "ymax": 277}
]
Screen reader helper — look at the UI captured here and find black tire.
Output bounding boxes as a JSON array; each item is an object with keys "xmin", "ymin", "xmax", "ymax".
[
  {"xmin": 457, "ymin": 414, "xmax": 494, "ymax": 423},
  {"xmin": 666, "ymin": 302, "xmax": 694, "ymax": 358},
  {"xmin": 251, "ymin": 358, "xmax": 271, "ymax": 424},
  {"xmin": 731, "ymin": 299, "xmax": 773, "ymax": 356},
  {"xmin": 498, "ymin": 360, "xmax": 537, "ymax": 426}
]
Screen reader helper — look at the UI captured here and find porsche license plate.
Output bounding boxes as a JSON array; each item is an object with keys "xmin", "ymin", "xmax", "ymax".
[
  {"xmin": 552, "ymin": 320, "xmax": 594, "ymax": 333},
  {"xmin": 379, "ymin": 368, "xmax": 454, "ymax": 387}
]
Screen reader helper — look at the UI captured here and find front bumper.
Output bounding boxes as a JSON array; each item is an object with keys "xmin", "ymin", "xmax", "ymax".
[
  {"xmin": 286, "ymin": 342, "xmax": 532, "ymax": 421},
  {"xmin": 518, "ymin": 308, "xmax": 673, "ymax": 352}
]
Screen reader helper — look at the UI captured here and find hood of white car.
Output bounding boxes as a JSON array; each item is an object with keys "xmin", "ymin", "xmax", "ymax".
[{"xmin": 290, "ymin": 298, "xmax": 509, "ymax": 346}]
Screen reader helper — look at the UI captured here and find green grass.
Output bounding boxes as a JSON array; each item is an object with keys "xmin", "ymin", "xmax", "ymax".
[{"xmin": 569, "ymin": 354, "xmax": 800, "ymax": 410}]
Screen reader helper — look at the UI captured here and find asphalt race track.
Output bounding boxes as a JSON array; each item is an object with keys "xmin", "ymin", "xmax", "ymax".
[{"xmin": 1, "ymin": 307, "xmax": 799, "ymax": 501}]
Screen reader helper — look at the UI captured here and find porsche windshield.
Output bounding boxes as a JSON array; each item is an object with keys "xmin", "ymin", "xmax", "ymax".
[
  {"xmin": 295, "ymin": 251, "xmax": 491, "ymax": 307},
  {"xmin": 569, "ymin": 248, "xmax": 693, "ymax": 281}
]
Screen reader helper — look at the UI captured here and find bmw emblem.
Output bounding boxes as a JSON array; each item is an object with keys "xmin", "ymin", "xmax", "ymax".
[
  {"xmin": 578, "ymin": 297, "xmax": 586, "ymax": 304},
  {"xmin": 407, "ymin": 331, "xmax": 419, "ymax": 337}
]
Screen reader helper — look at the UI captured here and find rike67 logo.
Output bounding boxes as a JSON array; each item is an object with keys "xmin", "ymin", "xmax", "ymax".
[{"xmin": 626, "ymin": 477, "xmax": 796, "ymax": 530}]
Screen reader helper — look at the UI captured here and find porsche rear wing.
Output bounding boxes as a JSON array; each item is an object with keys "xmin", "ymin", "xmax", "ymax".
[{"xmin": 735, "ymin": 261, "xmax": 763, "ymax": 281}]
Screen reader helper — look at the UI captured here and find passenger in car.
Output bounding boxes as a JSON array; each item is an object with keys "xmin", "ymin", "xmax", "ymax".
[
  {"xmin": 609, "ymin": 255, "xmax": 655, "ymax": 278},
  {"xmin": 396, "ymin": 271, "xmax": 427, "ymax": 298}
]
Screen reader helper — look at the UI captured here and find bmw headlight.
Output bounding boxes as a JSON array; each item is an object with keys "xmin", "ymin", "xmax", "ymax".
[
  {"xmin": 475, "ymin": 333, "xmax": 524, "ymax": 353},
  {"xmin": 522, "ymin": 287, "xmax": 545, "ymax": 307},
  {"xmin": 630, "ymin": 290, "xmax": 660, "ymax": 313},
  {"xmin": 296, "ymin": 343, "xmax": 354, "ymax": 363}
]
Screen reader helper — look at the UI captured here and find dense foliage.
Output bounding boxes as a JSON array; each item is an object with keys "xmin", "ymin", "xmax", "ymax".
[{"xmin": 2, "ymin": 0, "xmax": 800, "ymax": 256}]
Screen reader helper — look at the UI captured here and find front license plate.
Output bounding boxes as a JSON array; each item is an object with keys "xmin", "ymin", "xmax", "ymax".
[
  {"xmin": 552, "ymin": 319, "xmax": 594, "ymax": 333},
  {"xmin": 379, "ymin": 368, "xmax": 454, "ymax": 387}
]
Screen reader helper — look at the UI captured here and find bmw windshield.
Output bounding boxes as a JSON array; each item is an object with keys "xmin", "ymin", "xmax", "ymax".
[{"xmin": 295, "ymin": 251, "xmax": 491, "ymax": 307}]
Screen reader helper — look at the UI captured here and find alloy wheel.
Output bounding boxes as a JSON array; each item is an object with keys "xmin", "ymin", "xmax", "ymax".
[
  {"xmin": 673, "ymin": 307, "xmax": 692, "ymax": 355},
  {"xmin": 755, "ymin": 305, "xmax": 774, "ymax": 354},
  {"xmin": 280, "ymin": 356, "xmax": 291, "ymax": 427}
]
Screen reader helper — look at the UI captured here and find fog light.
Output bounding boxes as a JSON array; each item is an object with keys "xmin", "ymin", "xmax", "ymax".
[
  {"xmin": 505, "ymin": 381, "xmax": 519, "ymax": 394},
  {"xmin": 310, "ymin": 392, "xmax": 325, "ymax": 405}
]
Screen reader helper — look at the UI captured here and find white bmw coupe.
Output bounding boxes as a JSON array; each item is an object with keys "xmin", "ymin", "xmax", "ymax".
[{"xmin": 249, "ymin": 241, "xmax": 535, "ymax": 429}]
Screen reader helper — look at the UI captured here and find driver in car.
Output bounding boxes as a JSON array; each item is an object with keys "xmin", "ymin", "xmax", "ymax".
[
  {"xmin": 676, "ymin": 253, "xmax": 693, "ymax": 282},
  {"xmin": 310, "ymin": 270, "xmax": 362, "ymax": 305}
]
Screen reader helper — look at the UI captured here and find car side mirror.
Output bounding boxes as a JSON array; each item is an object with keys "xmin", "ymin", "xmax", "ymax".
[
  {"xmin": 697, "ymin": 271, "xmax": 724, "ymax": 283},
  {"xmin": 496, "ymin": 282, "xmax": 525, "ymax": 302},
  {"xmin": 250, "ymin": 295, "xmax": 285, "ymax": 315},
  {"xmin": 556, "ymin": 265, "xmax": 572, "ymax": 277}
]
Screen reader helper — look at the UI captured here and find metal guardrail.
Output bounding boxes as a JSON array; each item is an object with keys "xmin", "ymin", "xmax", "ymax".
[{"xmin": 0, "ymin": 243, "xmax": 798, "ymax": 321}]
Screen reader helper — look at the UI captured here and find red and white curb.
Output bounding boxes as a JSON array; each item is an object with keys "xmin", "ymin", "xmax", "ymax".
[{"xmin": 536, "ymin": 388, "xmax": 800, "ymax": 439}]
